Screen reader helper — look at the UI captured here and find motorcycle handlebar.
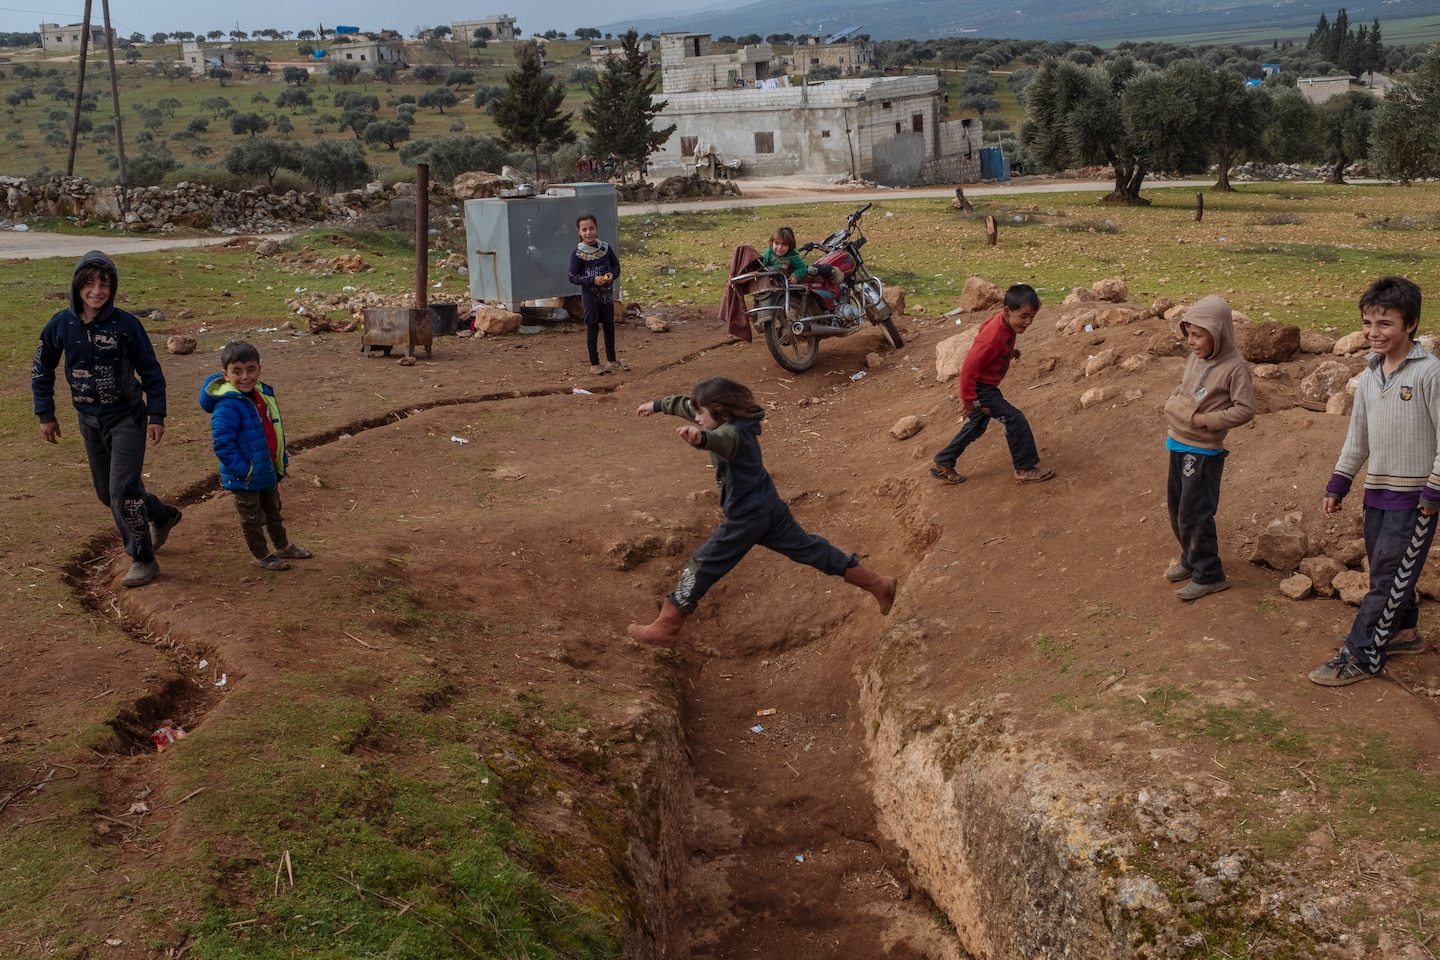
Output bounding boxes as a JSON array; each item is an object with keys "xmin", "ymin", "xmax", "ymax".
[{"xmin": 849, "ymin": 202, "xmax": 873, "ymax": 223}]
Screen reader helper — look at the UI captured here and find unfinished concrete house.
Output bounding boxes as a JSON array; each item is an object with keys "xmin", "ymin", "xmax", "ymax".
[
  {"xmin": 327, "ymin": 36, "xmax": 406, "ymax": 65},
  {"xmin": 181, "ymin": 41, "xmax": 232, "ymax": 71},
  {"xmin": 452, "ymin": 15, "xmax": 517, "ymax": 43},
  {"xmin": 648, "ymin": 34, "xmax": 982, "ymax": 186},
  {"xmin": 794, "ymin": 34, "xmax": 875, "ymax": 76},
  {"xmin": 39, "ymin": 22, "xmax": 114, "ymax": 53}
]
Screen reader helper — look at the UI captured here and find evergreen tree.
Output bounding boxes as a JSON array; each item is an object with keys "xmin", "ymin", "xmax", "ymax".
[
  {"xmin": 488, "ymin": 41, "xmax": 575, "ymax": 175},
  {"xmin": 1366, "ymin": 19, "xmax": 1383, "ymax": 81},
  {"xmin": 1308, "ymin": 13, "xmax": 1330, "ymax": 54},
  {"xmin": 580, "ymin": 29, "xmax": 674, "ymax": 183},
  {"xmin": 1330, "ymin": 8, "xmax": 1349, "ymax": 63}
]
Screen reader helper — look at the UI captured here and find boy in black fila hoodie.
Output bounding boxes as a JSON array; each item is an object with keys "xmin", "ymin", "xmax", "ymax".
[{"xmin": 31, "ymin": 251, "xmax": 181, "ymax": 588}]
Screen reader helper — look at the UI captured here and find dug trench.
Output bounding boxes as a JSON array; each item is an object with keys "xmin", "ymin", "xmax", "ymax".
[{"xmin": 11, "ymin": 304, "xmax": 1440, "ymax": 958}]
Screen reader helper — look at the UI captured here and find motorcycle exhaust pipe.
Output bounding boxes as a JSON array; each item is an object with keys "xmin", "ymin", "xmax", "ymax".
[{"xmin": 791, "ymin": 320, "xmax": 855, "ymax": 338}]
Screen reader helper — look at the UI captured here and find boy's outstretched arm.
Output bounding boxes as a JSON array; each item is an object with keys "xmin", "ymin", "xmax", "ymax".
[{"xmin": 651, "ymin": 395, "xmax": 699, "ymax": 423}]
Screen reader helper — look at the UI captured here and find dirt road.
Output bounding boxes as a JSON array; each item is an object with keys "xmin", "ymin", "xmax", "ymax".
[
  {"xmin": 0, "ymin": 230, "xmax": 290, "ymax": 260},
  {"xmin": 0, "ymin": 177, "xmax": 1196, "ymax": 259}
]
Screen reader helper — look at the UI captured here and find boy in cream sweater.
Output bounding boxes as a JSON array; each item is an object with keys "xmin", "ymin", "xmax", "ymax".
[{"xmin": 1312, "ymin": 276, "xmax": 1438, "ymax": 686}]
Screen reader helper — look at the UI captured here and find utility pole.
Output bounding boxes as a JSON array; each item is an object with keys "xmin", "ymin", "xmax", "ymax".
[
  {"xmin": 65, "ymin": 0, "xmax": 94, "ymax": 176},
  {"xmin": 101, "ymin": 0, "xmax": 128, "ymax": 196}
]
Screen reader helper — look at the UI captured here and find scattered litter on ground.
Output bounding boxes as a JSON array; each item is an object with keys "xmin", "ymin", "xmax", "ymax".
[
  {"xmin": 794, "ymin": 854, "xmax": 805, "ymax": 862},
  {"xmin": 150, "ymin": 720, "xmax": 186, "ymax": 752},
  {"xmin": 450, "ymin": 436, "xmax": 469, "ymax": 444},
  {"xmin": 850, "ymin": 371, "xmax": 866, "ymax": 381},
  {"xmin": 197, "ymin": 659, "xmax": 208, "ymax": 670},
  {"xmin": 572, "ymin": 387, "xmax": 593, "ymax": 395},
  {"xmin": 757, "ymin": 707, "xmax": 777, "ymax": 716},
  {"xmin": 750, "ymin": 724, "xmax": 764, "ymax": 734},
  {"xmin": 214, "ymin": 673, "xmax": 228, "ymax": 688},
  {"xmin": 519, "ymin": 325, "xmax": 545, "ymax": 334}
]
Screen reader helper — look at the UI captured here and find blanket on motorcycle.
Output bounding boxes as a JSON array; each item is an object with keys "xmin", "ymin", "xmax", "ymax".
[{"xmin": 721, "ymin": 243, "xmax": 761, "ymax": 342}]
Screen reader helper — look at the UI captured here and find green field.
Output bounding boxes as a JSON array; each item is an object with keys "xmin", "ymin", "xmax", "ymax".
[{"xmin": 1099, "ymin": 11, "xmax": 1440, "ymax": 47}]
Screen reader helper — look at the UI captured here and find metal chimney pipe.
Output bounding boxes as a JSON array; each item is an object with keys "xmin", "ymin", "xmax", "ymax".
[{"xmin": 415, "ymin": 163, "xmax": 429, "ymax": 312}]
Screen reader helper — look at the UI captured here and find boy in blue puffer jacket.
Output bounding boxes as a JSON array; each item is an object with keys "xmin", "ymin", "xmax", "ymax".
[{"xmin": 200, "ymin": 342, "xmax": 311, "ymax": 571}]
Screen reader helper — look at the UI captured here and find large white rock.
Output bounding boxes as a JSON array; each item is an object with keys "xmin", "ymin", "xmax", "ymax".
[{"xmin": 935, "ymin": 326, "xmax": 981, "ymax": 382}]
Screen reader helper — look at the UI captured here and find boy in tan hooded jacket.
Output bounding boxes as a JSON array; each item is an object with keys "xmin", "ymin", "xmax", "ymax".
[{"xmin": 1162, "ymin": 295, "xmax": 1256, "ymax": 600}]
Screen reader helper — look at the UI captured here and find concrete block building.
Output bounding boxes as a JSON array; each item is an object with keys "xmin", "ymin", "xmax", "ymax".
[
  {"xmin": 40, "ymin": 22, "xmax": 114, "ymax": 53},
  {"xmin": 181, "ymin": 41, "xmax": 232, "ymax": 71},
  {"xmin": 660, "ymin": 33, "xmax": 777, "ymax": 94},
  {"xmin": 328, "ymin": 37, "xmax": 406, "ymax": 65},
  {"xmin": 795, "ymin": 37, "xmax": 875, "ymax": 76},
  {"xmin": 452, "ymin": 15, "xmax": 517, "ymax": 43},
  {"xmin": 649, "ymin": 73, "xmax": 983, "ymax": 186},
  {"xmin": 589, "ymin": 39, "xmax": 654, "ymax": 64}
]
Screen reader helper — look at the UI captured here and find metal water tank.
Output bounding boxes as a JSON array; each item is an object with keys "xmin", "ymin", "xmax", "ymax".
[{"xmin": 464, "ymin": 183, "xmax": 619, "ymax": 310}]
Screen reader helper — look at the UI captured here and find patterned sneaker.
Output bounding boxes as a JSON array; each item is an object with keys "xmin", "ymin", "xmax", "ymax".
[
  {"xmin": 1386, "ymin": 632, "xmax": 1427, "ymax": 656},
  {"xmin": 607, "ymin": 359, "xmax": 630, "ymax": 372},
  {"xmin": 590, "ymin": 364, "xmax": 608, "ymax": 376},
  {"xmin": 1308, "ymin": 648, "xmax": 1381, "ymax": 687}
]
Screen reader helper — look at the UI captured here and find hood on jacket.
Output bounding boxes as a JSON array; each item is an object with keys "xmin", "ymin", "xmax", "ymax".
[
  {"xmin": 70, "ymin": 250, "xmax": 119, "ymax": 322},
  {"xmin": 200, "ymin": 370, "xmax": 266, "ymax": 414},
  {"xmin": 1179, "ymin": 295, "xmax": 1240, "ymax": 363}
]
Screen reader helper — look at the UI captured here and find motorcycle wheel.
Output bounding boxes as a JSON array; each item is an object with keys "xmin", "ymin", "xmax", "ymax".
[
  {"xmin": 765, "ymin": 319, "xmax": 820, "ymax": 373},
  {"xmin": 879, "ymin": 317, "xmax": 904, "ymax": 349}
]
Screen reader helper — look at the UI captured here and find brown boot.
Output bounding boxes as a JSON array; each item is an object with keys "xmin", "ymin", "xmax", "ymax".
[
  {"xmin": 845, "ymin": 564, "xmax": 897, "ymax": 615},
  {"xmin": 627, "ymin": 598, "xmax": 686, "ymax": 647}
]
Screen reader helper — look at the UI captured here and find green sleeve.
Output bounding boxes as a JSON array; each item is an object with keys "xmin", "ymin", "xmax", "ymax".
[
  {"xmin": 655, "ymin": 395, "xmax": 698, "ymax": 422},
  {"xmin": 699, "ymin": 422, "xmax": 741, "ymax": 461}
]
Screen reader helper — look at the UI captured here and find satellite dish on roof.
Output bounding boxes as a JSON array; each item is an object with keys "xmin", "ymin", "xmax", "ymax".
[{"xmin": 823, "ymin": 26, "xmax": 861, "ymax": 44}]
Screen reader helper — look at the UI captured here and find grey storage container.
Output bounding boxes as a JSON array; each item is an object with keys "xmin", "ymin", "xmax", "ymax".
[{"xmin": 464, "ymin": 183, "xmax": 620, "ymax": 310}]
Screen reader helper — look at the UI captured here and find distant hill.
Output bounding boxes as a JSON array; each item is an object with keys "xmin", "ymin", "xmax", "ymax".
[{"xmin": 602, "ymin": 0, "xmax": 1438, "ymax": 43}]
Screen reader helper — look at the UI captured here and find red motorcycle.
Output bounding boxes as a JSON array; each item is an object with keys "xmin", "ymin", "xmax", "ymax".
[{"xmin": 731, "ymin": 203, "xmax": 902, "ymax": 373}]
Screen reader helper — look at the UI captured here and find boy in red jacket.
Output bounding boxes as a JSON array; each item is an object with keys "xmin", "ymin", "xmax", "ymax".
[{"xmin": 930, "ymin": 284, "xmax": 1055, "ymax": 486}]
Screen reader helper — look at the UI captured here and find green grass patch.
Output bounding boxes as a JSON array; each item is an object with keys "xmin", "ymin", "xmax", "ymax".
[
  {"xmin": 170, "ymin": 673, "xmax": 620, "ymax": 959},
  {"xmin": 617, "ymin": 182, "xmax": 1440, "ymax": 331}
]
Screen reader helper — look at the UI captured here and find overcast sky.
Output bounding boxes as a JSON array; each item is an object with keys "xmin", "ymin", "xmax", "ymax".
[{"xmin": 0, "ymin": 2, "xmax": 693, "ymax": 39}]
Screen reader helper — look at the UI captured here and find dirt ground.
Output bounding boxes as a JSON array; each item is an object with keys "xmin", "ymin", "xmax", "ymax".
[{"xmin": 4, "ymin": 277, "xmax": 1439, "ymax": 957}]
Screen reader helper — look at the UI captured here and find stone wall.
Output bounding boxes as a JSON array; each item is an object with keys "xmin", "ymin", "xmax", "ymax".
[{"xmin": 0, "ymin": 175, "xmax": 423, "ymax": 233}]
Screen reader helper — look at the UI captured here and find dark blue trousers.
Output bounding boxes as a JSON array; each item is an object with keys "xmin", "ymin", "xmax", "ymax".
[
  {"xmin": 933, "ymin": 383, "xmax": 1038, "ymax": 472},
  {"xmin": 77, "ymin": 411, "xmax": 167, "ymax": 562},
  {"xmin": 584, "ymin": 301, "xmax": 616, "ymax": 365},
  {"xmin": 1167, "ymin": 449, "xmax": 1227, "ymax": 585},
  {"xmin": 1344, "ymin": 506, "xmax": 1437, "ymax": 670},
  {"xmin": 669, "ymin": 502, "xmax": 857, "ymax": 614}
]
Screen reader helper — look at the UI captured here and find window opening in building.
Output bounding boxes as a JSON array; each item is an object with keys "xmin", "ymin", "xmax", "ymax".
[
  {"xmin": 681, "ymin": 136, "xmax": 698, "ymax": 157},
  {"xmin": 755, "ymin": 131, "xmax": 775, "ymax": 153}
]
